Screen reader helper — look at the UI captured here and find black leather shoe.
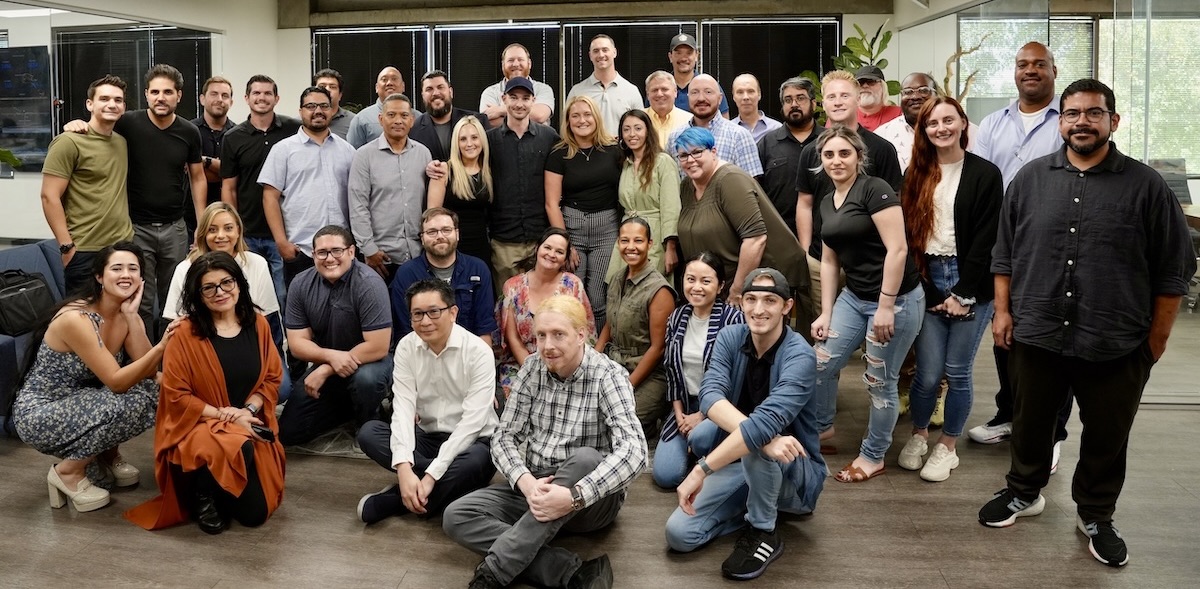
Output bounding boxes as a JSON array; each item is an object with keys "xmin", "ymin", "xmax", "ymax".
[
  {"xmin": 567, "ymin": 554, "xmax": 613, "ymax": 589},
  {"xmin": 194, "ymin": 492, "xmax": 227, "ymax": 535}
]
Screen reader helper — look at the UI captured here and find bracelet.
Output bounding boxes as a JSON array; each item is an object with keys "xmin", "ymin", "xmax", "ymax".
[
  {"xmin": 697, "ymin": 456, "xmax": 715, "ymax": 476},
  {"xmin": 244, "ymin": 403, "xmax": 260, "ymax": 416},
  {"xmin": 879, "ymin": 290, "xmax": 898, "ymax": 297}
]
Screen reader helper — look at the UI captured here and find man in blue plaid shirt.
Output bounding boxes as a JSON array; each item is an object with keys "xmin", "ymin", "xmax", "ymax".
[{"xmin": 443, "ymin": 294, "xmax": 647, "ymax": 589}]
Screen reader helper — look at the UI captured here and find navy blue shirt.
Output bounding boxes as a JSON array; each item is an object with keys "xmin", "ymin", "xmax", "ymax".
[
  {"xmin": 285, "ymin": 260, "xmax": 392, "ymax": 351},
  {"xmin": 389, "ymin": 252, "xmax": 497, "ymax": 344}
]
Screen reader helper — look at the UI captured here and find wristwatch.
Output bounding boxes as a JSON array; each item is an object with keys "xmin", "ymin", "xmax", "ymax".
[
  {"xmin": 203, "ymin": 156, "xmax": 213, "ymax": 169},
  {"xmin": 570, "ymin": 485, "xmax": 586, "ymax": 511},
  {"xmin": 244, "ymin": 402, "xmax": 260, "ymax": 416},
  {"xmin": 697, "ymin": 456, "xmax": 715, "ymax": 476},
  {"xmin": 59, "ymin": 242, "xmax": 75, "ymax": 255}
]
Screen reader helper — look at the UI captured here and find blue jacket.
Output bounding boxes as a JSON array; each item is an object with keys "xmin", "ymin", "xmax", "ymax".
[
  {"xmin": 699, "ymin": 324, "xmax": 825, "ymax": 510},
  {"xmin": 389, "ymin": 252, "xmax": 497, "ymax": 344}
]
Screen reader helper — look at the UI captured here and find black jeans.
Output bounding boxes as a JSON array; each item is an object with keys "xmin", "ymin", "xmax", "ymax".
[
  {"xmin": 63, "ymin": 250, "xmax": 98, "ymax": 296},
  {"xmin": 357, "ymin": 420, "xmax": 496, "ymax": 516},
  {"xmin": 1005, "ymin": 340, "xmax": 1155, "ymax": 522},
  {"xmin": 192, "ymin": 440, "xmax": 269, "ymax": 527},
  {"xmin": 282, "ymin": 251, "xmax": 313, "ymax": 292},
  {"xmin": 993, "ymin": 344, "xmax": 1072, "ymax": 442}
]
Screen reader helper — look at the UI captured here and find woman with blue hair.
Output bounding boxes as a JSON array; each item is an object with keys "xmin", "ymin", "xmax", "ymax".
[{"xmin": 673, "ymin": 127, "xmax": 812, "ymax": 324}]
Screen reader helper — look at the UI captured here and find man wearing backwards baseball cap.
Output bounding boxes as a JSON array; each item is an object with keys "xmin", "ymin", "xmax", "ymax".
[
  {"xmin": 667, "ymin": 268, "xmax": 825, "ymax": 581},
  {"xmin": 854, "ymin": 65, "xmax": 902, "ymax": 131}
]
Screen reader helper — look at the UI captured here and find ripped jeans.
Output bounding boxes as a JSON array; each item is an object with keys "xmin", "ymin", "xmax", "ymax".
[{"xmin": 813, "ymin": 286, "xmax": 924, "ymax": 462}]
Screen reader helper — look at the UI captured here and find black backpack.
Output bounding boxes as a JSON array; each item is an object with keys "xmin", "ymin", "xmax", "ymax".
[{"xmin": 0, "ymin": 269, "xmax": 55, "ymax": 336}]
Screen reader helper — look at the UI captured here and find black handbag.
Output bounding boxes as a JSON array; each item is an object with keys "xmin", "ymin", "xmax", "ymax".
[{"xmin": 0, "ymin": 269, "xmax": 56, "ymax": 336}]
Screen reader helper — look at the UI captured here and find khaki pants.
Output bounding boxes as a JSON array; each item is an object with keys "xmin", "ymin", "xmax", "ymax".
[{"xmin": 490, "ymin": 239, "xmax": 536, "ymax": 290}]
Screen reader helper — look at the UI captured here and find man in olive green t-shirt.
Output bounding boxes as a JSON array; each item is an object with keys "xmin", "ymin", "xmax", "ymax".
[{"xmin": 41, "ymin": 74, "xmax": 135, "ymax": 293}]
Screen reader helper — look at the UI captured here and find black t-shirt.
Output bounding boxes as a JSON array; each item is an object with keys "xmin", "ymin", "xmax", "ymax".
[
  {"xmin": 819, "ymin": 175, "xmax": 919, "ymax": 301},
  {"xmin": 544, "ymin": 144, "xmax": 623, "ymax": 213},
  {"xmin": 210, "ymin": 322, "xmax": 261, "ymax": 407},
  {"xmin": 756, "ymin": 126, "xmax": 817, "ymax": 236},
  {"xmin": 736, "ymin": 329, "xmax": 786, "ymax": 417},
  {"xmin": 795, "ymin": 126, "xmax": 903, "ymax": 259},
  {"xmin": 116, "ymin": 111, "xmax": 203, "ymax": 223},
  {"xmin": 221, "ymin": 115, "xmax": 303, "ymax": 237},
  {"xmin": 191, "ymin": 116, "xmax": 235, "ymax": 205}
]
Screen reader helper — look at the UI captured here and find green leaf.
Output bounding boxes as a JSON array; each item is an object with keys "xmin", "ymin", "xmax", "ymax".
[
  {"xmin": 887, "ymin": 81, "xmax": 902, "ymax": 96},
  {"xmin": 877, "ymin": 30, "xmax": 892, "ymax": 54},
  {"xmin": 854, "ymin": 24, "xmax": 867, "ymax": 40},
  {"xmin": 0, "ymin": 149, "xmax": 20, "ymax": 168},
  {"xmin": 876, "ymin": 58, "xmax": 889, "ymax": 70},
  {"xmin": 799, "ymin": 70, "xmax": 822, "ymax": 88},
  {"xmin": 845, "ymin": 37, "xmax": 868, "ymax": 57}
]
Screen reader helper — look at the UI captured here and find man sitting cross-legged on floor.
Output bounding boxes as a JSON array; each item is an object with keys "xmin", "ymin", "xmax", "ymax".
[
  {"xmin": 666, "ymin": 268, "xmax": 826, "ymax": 581},
  {"xmin": 442, "ymin": 294, "xmax": 647, "ymax": 589},
  {"xmin": 356, "ymin": 279, "xmax": 498, "ymax": 523}
]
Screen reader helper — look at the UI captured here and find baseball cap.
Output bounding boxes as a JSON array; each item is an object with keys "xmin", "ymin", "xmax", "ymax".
[
  {"xmin": 503, "ymin": 76, "xmax": 535, "ymax": 95},
  {"xmin": 742, "ymin": 268, "xmax": 791, "ymax": 300},
  {"xmin": 855, "ymin": 65, "xmax": 886, "ymax": 83},
  {"xmin": 670, "ymin": 33, "xmax": 698, "ymax": 51}
]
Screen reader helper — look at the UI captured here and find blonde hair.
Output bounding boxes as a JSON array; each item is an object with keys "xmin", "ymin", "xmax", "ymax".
[
  {"xmin": 557, "ymin": 95, "xmax": 616, "ymax": 158},
  {"xmin": 447, "ymin": 116, "xmax": 493, "ymax": 202},
  {"xmin": 190, "ymin": 202, "xmax": 248, "ymax": 262},
  {"xmin": 536, "ymin": 294, "xmax": 588, "ymax": 332},
  {"xmin": 821, "ymin": 70, "xmax": 859, "ymax": 92}
]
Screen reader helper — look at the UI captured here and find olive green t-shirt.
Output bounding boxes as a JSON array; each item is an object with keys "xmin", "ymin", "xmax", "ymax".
[{"xmin": 42, "ymin": 127, "xmax": 133, "ymax": 251}]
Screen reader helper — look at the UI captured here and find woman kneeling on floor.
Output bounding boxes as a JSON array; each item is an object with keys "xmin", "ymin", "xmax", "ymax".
[
  {"xmin": 13, "ymin": 242, "xmax": 174, "ymax": 513},
  {"xmin": 125, "ymin": 252, "xmax": 286, "ymax": 534}
]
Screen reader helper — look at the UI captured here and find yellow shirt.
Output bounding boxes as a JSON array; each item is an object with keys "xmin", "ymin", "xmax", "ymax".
[{"xmin": 644, "ymin": 107, "xmax": 691, "ymax": 148}]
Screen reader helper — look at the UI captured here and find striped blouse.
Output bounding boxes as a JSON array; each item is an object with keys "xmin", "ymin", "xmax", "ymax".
[{"xmin": 660, "ymin": 300, "xmax": 744, "ymax": 442}]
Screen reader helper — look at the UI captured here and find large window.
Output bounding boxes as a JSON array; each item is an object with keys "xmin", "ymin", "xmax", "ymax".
[
  {"xmin": 1099, "ymin": 17, "xmax": 1200, "ymax": 164},
  {"xmin": 957, "ymin": 16, "xmax": 1094, "ymax": 122},
  {"xmin": 313, "ymin": 27, "xmax": 428, "ymax": 113},
  {"xmin": 432, "ymin": 24, "xmax": 560, "ymax": 124}
]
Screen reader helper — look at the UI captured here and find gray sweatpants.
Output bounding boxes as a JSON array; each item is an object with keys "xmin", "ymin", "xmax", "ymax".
[{"xmin": 442, "ymin": 448, "xmax": 625, "ymax": 587}]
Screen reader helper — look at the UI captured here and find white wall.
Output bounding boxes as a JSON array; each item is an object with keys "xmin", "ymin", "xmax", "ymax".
[
  {"xmin": 842, "ymin": 14, "xmax": 901, "ymax": 87},
  {"xmin": 892, "ymin": 13, "xmax": 960, "ymax": 94},
  {"xmin": 2, "ymin": 0, "xmax": 311, "ymax": 240}
]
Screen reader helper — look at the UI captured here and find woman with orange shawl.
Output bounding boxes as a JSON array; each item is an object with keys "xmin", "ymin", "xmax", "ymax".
[{"xmin": 125, "ymin": 252, "xmax": 285, "ymax": 534}]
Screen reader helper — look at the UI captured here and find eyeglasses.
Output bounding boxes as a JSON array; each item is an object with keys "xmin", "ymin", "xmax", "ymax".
[
  {"xmin": 411, "ymin": 305, "xmax": 452, "ymax": 322},
  {"xmin": 314, "ymin": 247, "xmax": 349, "ymax": 260},
  {"xmin": 200, "ymin": 277, "xmax": 238, "ymax": 298},
  {"xmin": 422, "ymin": 227, "xmax": 457, "ymax": 238},
  {"xmin": 782, "ymin": 95, "xmax": 811, "ymax": 105},
  {"xmin": 676, "ymin": 148, "xmax": 708, "ymax": 162},
  {"xmin": 1061, "ymin": 108, "xmax": 1112, "ymax": 123},
  {"xmin": 900, "ymin": 86, "xmax": 935, "ymax": 98},
  {"xmin": 301, "ymin": 102, "xmax": 333, "ymax": 112}
]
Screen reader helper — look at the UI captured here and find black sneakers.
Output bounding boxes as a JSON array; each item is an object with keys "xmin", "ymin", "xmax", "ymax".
[
  {"xmin": 467, "ymin": 561, "xmax": 503, "ymax": 589},
  {"xmin": 721, "ymin": 526, "xmax": 783, "ymax": 580},
  {"xmin": 356, "ymin": 483, "xmax": 401, "ymax": 525},
  {"xmin": 978, "ymin": 488, "xmax": 1045, "ymax": 527},
  {"xmin": 1077, "ymin": 517, "xmax": 1130, "ymax": 567},
  {"xmin": 567, "ymin": 554, "xmax": 614, "ymax": 589}
]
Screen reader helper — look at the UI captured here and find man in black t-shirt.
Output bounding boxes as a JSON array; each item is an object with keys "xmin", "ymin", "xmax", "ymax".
[
  {"xmin": 221, "ymin": 74, "xmax": 302, "ymax": 310},
  {"xmin": 65, "ymin": 64, "xmax": 205, "ymax": 337},
  {"xmin": 187, "ymin": 76, "xmax": 235, "ymax": 239}
]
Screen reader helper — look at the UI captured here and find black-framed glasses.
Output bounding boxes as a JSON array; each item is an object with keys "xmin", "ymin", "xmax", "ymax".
[
  {"xmin": 314, "ymin": 247, "xmax": 349, "ymax": 260},
  {"xmin": 411, "ymin": 305, "xmax": 452, "ymax": 322},
  {"xmin": 200, "ymin": 277, "xmax": 238, "ymax": 298},
  {"xmin": 301, "ymin": 102, "xmax": 333, "ymax": 112},
  {"xmin": 1061, "ymin": 108, "xmax": 1112, "ymax": 123},
  {"xmin": 900, "ymin": 86, "xmax": 935, "ymax": 98},
  {"xmin": 677, "ymin": 148, "xmax": 708, "ymax": 162},
  {"xmin": 422, "ymin": 227, "xmax": 457, "ymax": 238}
]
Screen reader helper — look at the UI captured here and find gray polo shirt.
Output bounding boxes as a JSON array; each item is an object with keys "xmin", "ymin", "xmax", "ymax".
[
  {"xmin": 348, "ymin": 135, "xmax": 432, "ymax": 262},
  {"xmin": 328, "ymin": 107, "xmax": 352, "ymax": 140},
  {"xmin": 257, "ymin": 129, "xmax": 356, "ymax": 257},
  {"xmin": 479, "ymin": 78, "xmax": 556, "ymax": 115},
  {"xmin": 284, "ymin": 259, "xmax": 392, "ymax": 351},
  {"xmin": 347, "ymin": 100, "xmax": 424, "ymax": 149},
  {"xmin": 992, "ymin": 143, "xmax": 1196, "ymax": 362}
]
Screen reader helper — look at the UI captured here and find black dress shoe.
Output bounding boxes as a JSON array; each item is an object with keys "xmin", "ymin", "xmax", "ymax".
[{"xmin": 194, "ymin": 492, "xmax": 228, "ymax": 535}]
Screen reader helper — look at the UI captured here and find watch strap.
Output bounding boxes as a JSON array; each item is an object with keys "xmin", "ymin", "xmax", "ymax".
[{"xmin": 698, "ymin": 456, "xmax": 715, "ymax": 476}]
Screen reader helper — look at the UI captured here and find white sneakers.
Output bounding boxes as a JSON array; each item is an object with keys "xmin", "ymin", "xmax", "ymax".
[
  {"xmin": 920, "ymin": 445, "xmax": 960, "ymax": 482},
  {"xmin": 898, "ymin": 435, "xmax": 928, "ymax": 471},
  {"xmin": 1050, "ymin": 440, "xmax": 1063, "ymax": 475},
  {"xmin": 967, "ymin": 421, "xmax": 1012, "ymax": 444}
]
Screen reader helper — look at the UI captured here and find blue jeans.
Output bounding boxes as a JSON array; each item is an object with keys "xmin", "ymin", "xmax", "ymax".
[
  {"xmin": 911, "ymin": 257, "xmax": 994, "ymax": 437},
  {"xmin": 278, "ymin": 356, "xmax": 393, "ymax": 446},
  {"xmin": 653, "ymin": 418, "xmax": 721, "ymax": 488},
  {"xmin": 664, "ymin": 421, "xmax": 814, "ymax": 552},
  {"xmin": 812, "ymin": 287, "xmax": 924, "ymax": 462},
  {"xmin": 245, "ymin": 236, "xmax": 286, "ymax": 312},
  {"xmin": 265, "ymin": 312, "xmax": 292, "ymax": 404}
]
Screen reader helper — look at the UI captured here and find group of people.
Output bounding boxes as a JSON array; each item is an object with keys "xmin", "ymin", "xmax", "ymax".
[{"xmin": 13, "ymin": 29, "xmax": 1195, "ymax": 587}]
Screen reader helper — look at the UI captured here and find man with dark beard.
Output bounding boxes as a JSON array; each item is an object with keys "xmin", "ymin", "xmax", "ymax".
[
  {"xmin": 755, "ymin": 76, "xmax": 817, "ymax": 236},
  {"xmin": 409, "ymin": 70, "xmax": 490, "ymax": 162},
  {"xmin": 979, "ymin": 78, "xmax": 1194, "ymax": 569}
]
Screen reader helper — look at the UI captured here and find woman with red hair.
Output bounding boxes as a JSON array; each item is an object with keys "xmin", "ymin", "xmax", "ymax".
[{"xmin": 897, "ymin": 96, "xmax": 1003, "ymax": 482}]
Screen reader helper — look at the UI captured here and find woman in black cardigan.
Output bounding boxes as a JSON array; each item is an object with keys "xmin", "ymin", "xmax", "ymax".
[{"xmin": 897, "ymin": 96, "xmax": 1003, "ymax": 482}]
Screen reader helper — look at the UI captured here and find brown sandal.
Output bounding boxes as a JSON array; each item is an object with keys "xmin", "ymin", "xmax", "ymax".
[{"xmin": 835, "ymin": 462, "xmax": 886, "ymax": 483}]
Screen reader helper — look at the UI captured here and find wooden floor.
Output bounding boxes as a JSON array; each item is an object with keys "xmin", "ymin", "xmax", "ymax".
[{"xmin": 3, "ymin": 312, "xmax": 1200, "ymax": 588}]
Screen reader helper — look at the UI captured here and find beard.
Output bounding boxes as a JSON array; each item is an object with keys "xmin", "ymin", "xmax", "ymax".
[
  {"xmin": 1067, "ymin": 129, "xmax": 1106, "ymax": 155},
  {"xmin": 785, "ymin": 109, "xmax": 813, "ymax": 129},
  {"xmin": 858, "ymin": 91, "xmax": 880, "ymax": 109},
  {"xmin": 429, "ymin": 101, "xmax": 452, "ymax": 118}
]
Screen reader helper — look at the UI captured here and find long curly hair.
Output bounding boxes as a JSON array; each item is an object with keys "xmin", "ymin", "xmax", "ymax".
[{"xmin": 902, "ymin": 96, "xmax": 969, "ymax": 276}]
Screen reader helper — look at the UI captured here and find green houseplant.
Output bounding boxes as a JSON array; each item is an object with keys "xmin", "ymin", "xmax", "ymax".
[{"xmin": 800, "ymin": 20, "xmax": 901, "ymax": 125}]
